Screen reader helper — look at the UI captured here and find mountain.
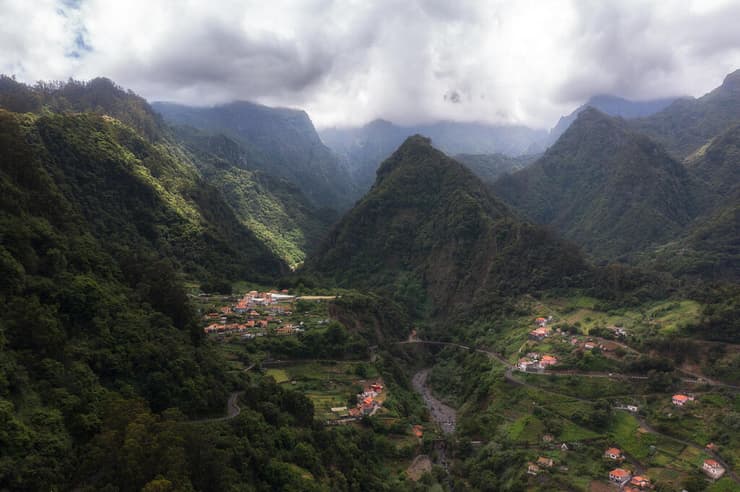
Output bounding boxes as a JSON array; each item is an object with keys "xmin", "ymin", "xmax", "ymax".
[
  {"xmin": 643, "ymin": 124, "xmax": 740, "ymax": 280},
  {"xmin": 172, "ymin": 125, "xmax": 332, "ymax": 268},
  {"xmin": 631, "ymin": 69, "xmax": 740, "ymax": 159},
  {"xmin": 308, "ymin": 135, "xmax": 587, "ymax": 315},
  {"xmin": 0, "ymin": 82, "xmax": 265, "ymax": 488},
  {"xmin": 549, "ymin": 94, "xmax": 678, "ymax": 143},
  {"xmin": 492, "ymin": 108, "xmax": 698, "ymax": 261},
  {"xmin": 152, "ymin": 101, "xmax": 356, "ymax": 211},
  {"xmin": 454, "ymin": 152, "xmax": 538, "ymax": 184},
  {"xmin": 320, "ymin": 119, "xmax": 547, "ymax": 193}
]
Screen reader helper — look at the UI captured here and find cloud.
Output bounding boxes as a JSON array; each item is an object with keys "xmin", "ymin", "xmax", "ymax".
[{"xmin": 2, "ymin": 0, "xmax": 740, "ymax": 128}]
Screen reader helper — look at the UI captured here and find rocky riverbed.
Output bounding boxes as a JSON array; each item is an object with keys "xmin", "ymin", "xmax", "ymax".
[{"xmin": 412, "ymin": 369, "xmax": 457, "ymax": 434}]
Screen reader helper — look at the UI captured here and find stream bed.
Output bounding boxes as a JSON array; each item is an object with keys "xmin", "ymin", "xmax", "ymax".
[{"xmin": 412, "ymin": 369, "xmax": 457, "ymax": 434}]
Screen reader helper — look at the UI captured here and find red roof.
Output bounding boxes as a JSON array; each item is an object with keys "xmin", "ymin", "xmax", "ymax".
[
  {"xmin": 606, "ymin": 447, "xmax": 621, "ymax": 456},
  {"xmin": 673, "ymin": 394, "xmax": 689, "ymax": 402},
  {"xmin": 610, "ymin": 468, "xmax": 630, "ymax": 478},
  {"xmin": 705, "ymin": 459, "xmax": 720, "ymax": 467}
]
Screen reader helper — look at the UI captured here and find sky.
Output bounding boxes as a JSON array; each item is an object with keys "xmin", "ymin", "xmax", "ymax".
[{"xmin": 2, "ymin": 0, "xmax": 740, "ymax": 129}]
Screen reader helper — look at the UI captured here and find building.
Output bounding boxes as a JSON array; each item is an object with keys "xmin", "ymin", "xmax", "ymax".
[
  {"xmin": 529, "ymin": 326, "xmax": 550, "ymax": 341},
  {"xmin": 527, "ymin": 463, "xmax": 540, "ymax": 475},
  {"xmin": 609, "ymin": 468, "xmax": 631, "ymax": 484},
  {"xmin": 604, "ymin": 447, "xmax": 622, "ymax": 460},
  {"xmin": 672, "ymin": 394, "xmax": 694, "ymax": 406},
  {"xmin": 702, "ymin": 459, "xmax": 726, "ymax": 479},
  {"xmin": 629, "ymin": 475, "xmax": 651, "ymax": 488},
  {"xmin": 537, "ymin": 457, "xmax": 553, "ymax": 468},
  {"xmin": 540, "ymin": 355, "xmax": 558, "ymax": 367}
]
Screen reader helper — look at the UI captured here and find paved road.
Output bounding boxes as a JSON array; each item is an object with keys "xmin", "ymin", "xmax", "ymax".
[{"xmin": 189, "ymin": 363, "xmax": 255, "ymax": 424}]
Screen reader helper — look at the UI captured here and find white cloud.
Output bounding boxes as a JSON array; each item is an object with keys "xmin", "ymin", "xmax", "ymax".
[{"xmin": 2, "ymin": 0, "xmax": 740, "ymax": 128}]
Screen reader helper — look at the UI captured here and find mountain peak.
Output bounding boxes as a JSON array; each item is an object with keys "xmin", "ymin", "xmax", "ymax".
[{"xmin": 721, "ymin": 68, "xmax": 740, "ymax": 91}]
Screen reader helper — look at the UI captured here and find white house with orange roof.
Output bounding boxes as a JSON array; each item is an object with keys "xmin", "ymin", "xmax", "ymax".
[
  {"xmin": 672, "ymin": 394, "xmax": 694, "ymax": 406},
  {"xmin": 702, "ymin": 459, "xmax": 726, "ymax": 479},
  {"xmin": 608, "ymin": 468, "xmax": 631, "ymax": 485}
]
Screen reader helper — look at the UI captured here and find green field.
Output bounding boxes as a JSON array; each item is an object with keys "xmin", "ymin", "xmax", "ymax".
[{"xmin": 263, "ymin": 361, "xmax": 382, "ymax": 420}]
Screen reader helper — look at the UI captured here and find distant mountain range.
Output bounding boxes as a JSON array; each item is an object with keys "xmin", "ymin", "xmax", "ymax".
[
  {"xmin": 548, "ymin": 94, "xmax": 679, "ymax": 144},
  {"xmin": 489, "ymin": 69, "xmax": 740, "ymax": 278},
  {"xmin": 320, "ymin": 119, "xmax": 547, "ymax": 193},
  {"xmin": 631, "ymin": 69, "xmax": 740, "ymax": 159}
]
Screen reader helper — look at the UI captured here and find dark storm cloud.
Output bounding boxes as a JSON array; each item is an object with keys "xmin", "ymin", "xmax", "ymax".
[
  {"xmin": 4, "ymin": 0, "xmax": 740, "ymax": 127},
  {"xmin": 122, "ymin": 18, "xmax": 334, "ymax": 97}
]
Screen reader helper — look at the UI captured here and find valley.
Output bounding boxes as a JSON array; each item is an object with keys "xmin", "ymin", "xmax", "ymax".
[{"xmin": 0, "ymin": 64, "xmax": 738, "ymax": 492}]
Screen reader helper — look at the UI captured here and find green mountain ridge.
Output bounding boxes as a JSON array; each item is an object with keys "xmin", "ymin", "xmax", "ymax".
[
  {"xmin": 172, "ymin": 125, "xmax": 332, "ymax": 268},
  {"xmin": 152, "ymin": 101, "xmax": 357, "ymax": 211},
  {"xmin": 631, "ymin": 69, "xmax": 740, "ymax": 160},
  {"xmin": 493, "ymin": 107, "xmax": 698, "ymax": 261},
  {"xmin": 308, "ymin": 135, "xmax": 588, "ymax": 316}
]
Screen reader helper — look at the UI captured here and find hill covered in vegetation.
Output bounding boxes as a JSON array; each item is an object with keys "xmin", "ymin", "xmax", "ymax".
[
  {"xmin": 493, "ymin": 108, "xmax": 698, "ymax": 261},
  {"xmin": 152, "ymin": 101, "xmax": 357, "ymax": 211},
  {"xmin": 631, "ymin": 69, "xmax": 740, "ymax": 160},
  {"xmin": 308, "ymin": 135, "xmax": 588, "ymax": 316}
]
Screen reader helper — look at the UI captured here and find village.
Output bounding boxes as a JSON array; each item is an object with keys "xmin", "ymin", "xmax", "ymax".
[
  {"xmin": 515, "ymin": 315, "xmax": 631, "ymax": 373},
  {"xmin": 200, "ymin": 289, "xmax": 336, "ymax": 339},
  {"xmin": 518, "ymin": 315, "xmax": 730, "ymax": 490}
]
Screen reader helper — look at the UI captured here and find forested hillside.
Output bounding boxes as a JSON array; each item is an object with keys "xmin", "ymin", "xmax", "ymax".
[
  {"xmin": 631, "ymin": 69, "xmax": 740, "ymax": 159},
  {"xmin": 308, "ymin": 135, "xmax": 588, "ymax": 316},
  {"xmin": 153, "ymin": 101, "xmax": 357, "ymax": 211},
  {"xmin": 172, "ymin": 125, "xmax": 332, "ymax": 268},
  {"xmin": 493, "ymin": 108, "xmax": 698, "ymax": 261}
]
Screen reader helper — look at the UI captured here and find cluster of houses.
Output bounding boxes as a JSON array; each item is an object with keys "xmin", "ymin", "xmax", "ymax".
[
  {"xmin": 605, "ymin": 448, "xmax": 653, "ymax": 489},
  {"xmin": 604, "ymin": 445, "xmax": 725, "ymax": 485},
  {"xmin": 518, "ymin": 352, "xmax": 558, "ymax": 372},
  {"xmin": 348, "ymin": 383, "xmax": 384, "ymax": 417},
  {"xmin": 202, "ymin": 290, "xmax": 304, "ymax": 337},
  {"xmin": 332, "ymin": 383, "xmax": 385, "ymax": 421}
]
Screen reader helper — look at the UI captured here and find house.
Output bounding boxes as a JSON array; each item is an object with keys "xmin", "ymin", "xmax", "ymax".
[
  {"xmin": 706, "ymin": 442, "xmax": 717, "ymax": 451},
  {"xmin": 276, "ymin": 325, "xmax": 294, "ymax": 335},
  {"xmin": 529, "ymin": 326, "xmax": 550, "ymax": 341},
  {"xmin": 702, "ymin": 459, "xmax": 726, "ymax": 479},
  {"xmin": 604, "ymin": 447, "xmax": 622, "ymax": 460},
  {"xmin": 560, "ymin": 443, "xmax": 569, "ymax": 451},
  {"xmin": 629, "ymin": 476, "xmax": 651, "ymax": 489},
  {"xmin": 412, "ymin": 425, "xmax": 423, "ymax": 438},
  {"xmin": 537, "ymin": 457, "xmax": 553, "ymax": 468},
  {"xmin": 542, "ymin": 433, "xmax": 554, "ymax": 443},
  {"xmin": 258, "ymin": 320, "xmax": 269, "ymax": 328},
  {"xmin": 540, "ymin": 355, "xmax": 558, "ymax": 367},
  {"xmin": 527, "ymin": 463, "xmax": 540, "ymax": 475},
  {"xmin": 626, "ymin": 405, "xmax": 639, "ymax": 413},
  {"xmin": 672, "ymin": 394, "xmax": 694, "ymax": 406},
  {"xmin": 584, "ymin": 342, "xmax": 595, "ymax": 350},
  {"xmin": 609, "ymin": 468, "xmax": 631, "ymax": 484}
]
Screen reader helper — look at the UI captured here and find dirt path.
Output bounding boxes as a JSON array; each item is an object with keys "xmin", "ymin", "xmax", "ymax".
[{"xmin": 412, "ymin": 369, "xmax": 457, "ymax": 434}]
